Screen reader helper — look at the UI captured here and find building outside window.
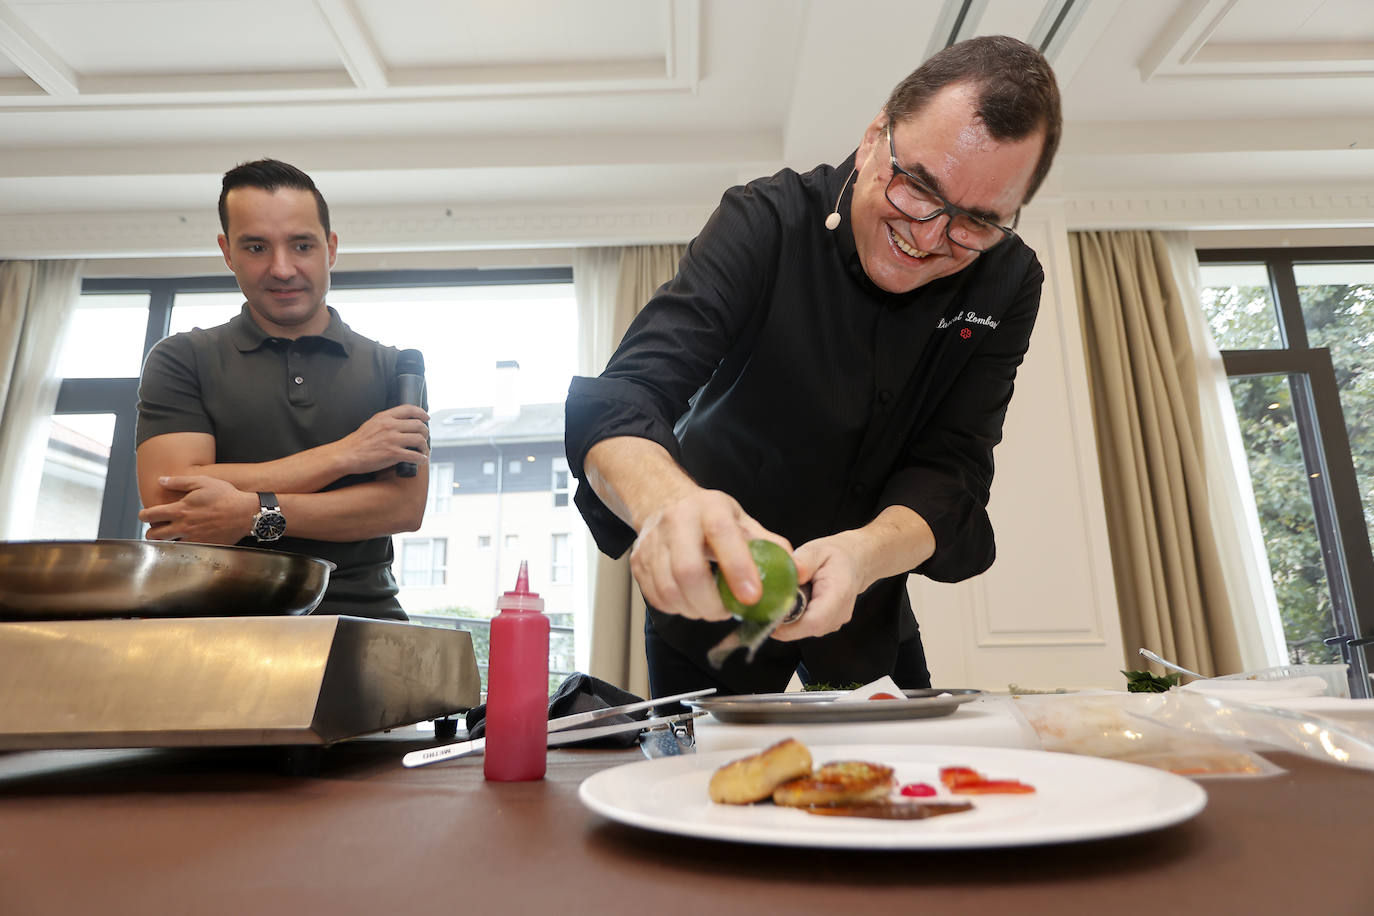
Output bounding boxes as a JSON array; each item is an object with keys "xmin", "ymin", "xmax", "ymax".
[
  {"xmin": 551, "ymin": 532, "xmax": 572, "ymax": 584},
  {"xmin": 427, "ymin": 462, "xmax": 454, "ymax": 515},
  {"xmin": 401, "ymin": 537, "xmax": 448, "ymax": 587},
  {"xmin": 552, "ymin": 456, "xmax": 571, "ymax": 508}
]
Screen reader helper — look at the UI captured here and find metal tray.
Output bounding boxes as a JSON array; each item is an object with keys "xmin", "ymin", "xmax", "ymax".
[{"xmin": 687, "ymin": 688, "xmax": 981, "ymax": 724}]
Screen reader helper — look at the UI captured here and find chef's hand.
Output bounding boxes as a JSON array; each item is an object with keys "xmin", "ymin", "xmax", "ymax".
[
  {"xmin": 630, "ymin": 488, "xmax": 791, "ymax": 622},
  {"xmin": 329, "ymin": 405, "xmax": 431, "ymax": 477},
  {"xmin": 770, "ymin": 533, "xmax": 866, "ymax": 641},
  {"xmin": 139, "ymin": 475, "xmax": 259, "ymax": 545}
]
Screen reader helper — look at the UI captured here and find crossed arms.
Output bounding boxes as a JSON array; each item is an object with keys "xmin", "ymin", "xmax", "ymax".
[{"xmin": 136, "ymin": 404, "xmax": 431, "ymax": 544}]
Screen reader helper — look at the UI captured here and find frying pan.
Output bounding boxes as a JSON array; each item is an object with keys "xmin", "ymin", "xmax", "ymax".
[{"xmin": 0, "ymin": 539, "xmax": 334, "ymax": 621}]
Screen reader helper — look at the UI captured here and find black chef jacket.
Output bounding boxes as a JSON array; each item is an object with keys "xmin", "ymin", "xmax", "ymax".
[{"xmin": 565, "ymin": 151, "xmax": 1043, "ymax": 689}]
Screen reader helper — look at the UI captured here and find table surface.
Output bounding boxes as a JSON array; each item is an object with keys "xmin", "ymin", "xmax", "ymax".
[{"xmin": 1, "ymin": 734, "xmax": 1371, "ymax": 916}]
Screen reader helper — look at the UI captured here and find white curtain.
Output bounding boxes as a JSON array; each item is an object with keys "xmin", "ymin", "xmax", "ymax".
[
  {"xmin": 571, "ymin": 245, "xmax": 685, "ymax": 697},
  {"xmin": 1165, "ymin": 233, "xmax": 1287, "ymax": 667},
  {"xmin": 0, "ymin": 260, "xmax": 84, "ymax": 538}
]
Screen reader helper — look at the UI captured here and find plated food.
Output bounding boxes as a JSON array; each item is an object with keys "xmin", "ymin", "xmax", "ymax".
[
  {"xmin": 707, "ymin": 738, "xmax": 1029, "ymax": 820},
  {"xmin": 578, "ymin": 743, "xmax": 1210, "ymax": 848}
]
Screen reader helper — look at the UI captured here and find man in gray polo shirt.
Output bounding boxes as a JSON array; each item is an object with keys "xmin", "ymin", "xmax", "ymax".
[{"xmin": 135, "ymin": 159, "xmax": 430, "ymax": 619}]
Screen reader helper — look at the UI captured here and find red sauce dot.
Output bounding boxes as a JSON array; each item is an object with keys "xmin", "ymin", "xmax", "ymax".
[
  {"xmin": 869, "ymin": 692, "xmax": 900, "ymax": 700},
  {"xmin": 900, "ymin": 782, "xmax": 937, "ymax": 797}
]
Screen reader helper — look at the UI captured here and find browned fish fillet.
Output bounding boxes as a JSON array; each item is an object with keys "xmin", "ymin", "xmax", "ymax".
[
  {"xmin": 772, "ymin": 760, "xmax": 895, "ymax": 807},
  {"xmin": 709, "ymin": 738, "xmax": 815, "ymax": 804}
]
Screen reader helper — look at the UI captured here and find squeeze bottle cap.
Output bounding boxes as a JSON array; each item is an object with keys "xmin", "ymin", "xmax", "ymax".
[{"xmin": 497, "ymin": 560, "xmax": 545, "ymax": 613}]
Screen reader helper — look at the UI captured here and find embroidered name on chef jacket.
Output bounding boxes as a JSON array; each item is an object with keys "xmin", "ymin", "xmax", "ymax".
[{"xmin": 937, "ymin": 310, "xmax": 1000, "ymax": 333}]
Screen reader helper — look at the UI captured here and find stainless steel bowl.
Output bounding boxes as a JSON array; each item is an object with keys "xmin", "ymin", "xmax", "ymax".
[{"xmin": 0, "ymin": 539, "xmax": 335, "ymax": 621}]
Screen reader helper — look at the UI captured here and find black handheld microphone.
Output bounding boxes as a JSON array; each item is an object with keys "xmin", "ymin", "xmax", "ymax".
[{"xmin": 394, "ymin": 348, "xmax": 426, "ymax": 478}]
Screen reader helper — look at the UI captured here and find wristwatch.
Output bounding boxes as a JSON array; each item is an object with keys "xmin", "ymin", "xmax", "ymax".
[{"xmin": 251, "ymin": 492, "xmax": 286, "ymax": 543}]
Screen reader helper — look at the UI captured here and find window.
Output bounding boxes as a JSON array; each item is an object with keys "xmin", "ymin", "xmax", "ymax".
[
  {"xmin": 552, "ymin": 456, "xmax": 571, "ymax": 508},
  {"xmin": 428, "ymin": 462, "xmax": 454, "ymax": 515},
  {"xmin": 33, "ymin": 266, "xmax": 584, "ymax": 690},
  {"xmin": 1198, "ymin": 248, "xmax": 1374, "ymax": 694},
  {"xmin": 551, "ymin": 533, "xmax": 572, "ymax": 584},
  {"xmin": 401, "ymin": 537, "xmax": 447, "ymax": 587}
]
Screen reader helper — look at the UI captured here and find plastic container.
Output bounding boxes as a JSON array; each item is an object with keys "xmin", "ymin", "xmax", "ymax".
[
  {"xmin": 1216, "ymin": 663, "xmax": 1351, "ymax": 699},
  {"xmin": 483, "ymin": 561, "xmax": 551, "ymax": 781}
]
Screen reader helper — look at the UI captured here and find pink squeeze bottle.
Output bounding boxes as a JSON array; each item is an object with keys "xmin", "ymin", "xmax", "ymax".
[{"xmin": 483, "ymin": 561, "xmax": 551, "ymax": 781}]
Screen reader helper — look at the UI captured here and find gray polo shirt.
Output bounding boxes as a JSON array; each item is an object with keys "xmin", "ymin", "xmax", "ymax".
[{"xmin": 136, "ymin": 304, "xmax": 415, "ymax": 619}]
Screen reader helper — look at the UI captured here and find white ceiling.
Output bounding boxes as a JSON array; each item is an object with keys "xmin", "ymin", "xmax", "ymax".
[{"xmin": 1, "ymin": 0, "xmax": 1372, "ymax": 258}]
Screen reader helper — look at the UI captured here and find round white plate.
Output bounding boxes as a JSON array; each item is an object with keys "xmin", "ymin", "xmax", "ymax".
[
  {"xmin": 688, "ymin": 689, "xmax": 980, "ymax": 724},
  {"xmin": 579, "ymin": 744, "xmax": 1207, "ymax": 849}
]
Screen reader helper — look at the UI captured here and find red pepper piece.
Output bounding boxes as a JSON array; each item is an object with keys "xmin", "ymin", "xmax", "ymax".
[
  {"xmin": 950, "ymin": 780, "xmax": 1036, "ymax": 795},
  {"xmin": 939, "ymin": 767, "xmax": 982, "ymax": 788}
]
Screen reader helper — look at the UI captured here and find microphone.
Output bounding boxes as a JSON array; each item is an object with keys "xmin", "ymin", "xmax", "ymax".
[
  {"xmin": 825, "ymin": 166, "xmax": 857, "ymax": 231},
  {"xmin": 394, "ymin": 348, "xmax": 426, "ymax": 478}
]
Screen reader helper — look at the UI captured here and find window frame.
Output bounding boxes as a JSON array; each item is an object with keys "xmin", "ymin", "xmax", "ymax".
[
  {"xmin": 1198, "ymin": 246, "xmax": 1374, "ymax": 696},
  {"xmin": 58, "ymin": 267, "xmax": 572, "ymax": 538}
]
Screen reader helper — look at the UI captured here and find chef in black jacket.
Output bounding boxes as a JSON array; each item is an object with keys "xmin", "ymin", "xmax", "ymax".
[{"xmin": 565, "ymin": 36, "xmax": 1063, "ymax": 697}]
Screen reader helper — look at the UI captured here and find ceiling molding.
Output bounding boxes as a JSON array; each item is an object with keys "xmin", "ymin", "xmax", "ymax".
[
  {"xmin": 1138, "ymin": 0, "xmax": 1374, "ymax": 80},
  {"xmin": 0, "ymin": 201, "xmax": 716, "ymax": 260},
  {"xmin": 924, "ymin": 0, "xmax": 989, "ymax": 60},
  {"xmin": 314, "ymin": 0, "xmax": 389, "ymax": 90},
  {"xmin": 0, "ymin": 0, "xmax": 701, "ymax": 110},
  {"xmin": 0, "ymin": 1, "xmax": 77, "ymax": 96},
  {"xmin": 1058, "ymin": 187, "xmax": 1374, "ymax": 230}
]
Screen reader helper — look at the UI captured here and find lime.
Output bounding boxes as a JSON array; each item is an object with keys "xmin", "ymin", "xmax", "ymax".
[{"xmin": 716, "ymin": 539, "xmax": 799, "ymax": 624}]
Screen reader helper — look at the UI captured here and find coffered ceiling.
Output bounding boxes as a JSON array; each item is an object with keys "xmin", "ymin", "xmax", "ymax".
[{"xmin": 0, "ymin": 0, "xmax": 1371, "ymax": 258}]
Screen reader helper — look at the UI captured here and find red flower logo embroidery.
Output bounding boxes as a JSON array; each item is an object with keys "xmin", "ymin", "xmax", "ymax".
[{"xmin": 959, "ymin": 328, "xmax": 972, "ymax": 340}]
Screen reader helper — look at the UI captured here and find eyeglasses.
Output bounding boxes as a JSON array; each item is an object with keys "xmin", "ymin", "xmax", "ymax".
[{"xmin": 885, "ymin": 124, "xmax": 1017, "ymax": 253}]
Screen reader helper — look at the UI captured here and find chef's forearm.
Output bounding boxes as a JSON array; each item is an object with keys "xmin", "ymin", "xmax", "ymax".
[
  {"xmin": 582, "ymin": 436, "xmax": 700, "ymax": 533},
  {"xmin": 841, "ymin": 505, "xmax": 937, "ymax": 589}
]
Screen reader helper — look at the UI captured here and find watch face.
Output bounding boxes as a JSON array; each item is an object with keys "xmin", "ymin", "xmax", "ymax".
[{"xmin": 253, "ymin": 509, "xmax": 286, "ymax": 542}]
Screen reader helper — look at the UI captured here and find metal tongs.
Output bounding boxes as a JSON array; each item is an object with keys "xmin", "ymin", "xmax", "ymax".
[{"xmin": 401, "ymin": 687, "xmax": 715, "ymax": 768}]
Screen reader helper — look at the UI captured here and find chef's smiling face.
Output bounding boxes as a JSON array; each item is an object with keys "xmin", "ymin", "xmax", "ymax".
[
  {"xmin": 849, "ymin": 82, "xmax": 1043, "ymax": 295},
  {"xmin": 217, "ymin": 185, "xmax": 338, "ymax": 338}
]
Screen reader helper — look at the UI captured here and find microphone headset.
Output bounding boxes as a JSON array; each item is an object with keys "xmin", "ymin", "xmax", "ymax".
[{"xmin": 825, "ymin": 166, "xmax": 857, "ymax": 231}]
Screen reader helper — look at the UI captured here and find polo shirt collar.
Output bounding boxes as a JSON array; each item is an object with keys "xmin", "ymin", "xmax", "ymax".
[{"xmin": 229, "ymin": 303, "xmax": 352, "ymax": 355}]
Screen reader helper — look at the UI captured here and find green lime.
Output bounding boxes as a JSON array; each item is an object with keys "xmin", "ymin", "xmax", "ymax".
[{"xmin": 716, "ymin": 539, "xmax": 799, "ymax": 624}]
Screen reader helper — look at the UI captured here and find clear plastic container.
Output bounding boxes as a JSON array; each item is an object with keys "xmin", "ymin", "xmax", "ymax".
[{"xmin": 1216, "ymin": 663, "xmax": 1351, "ymax": 699}]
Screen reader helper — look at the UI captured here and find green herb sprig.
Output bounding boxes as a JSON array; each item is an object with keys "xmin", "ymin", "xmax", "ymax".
[{"xmin": 1122, "ymin": 669, "xmax": 1182, "ymax": 693}]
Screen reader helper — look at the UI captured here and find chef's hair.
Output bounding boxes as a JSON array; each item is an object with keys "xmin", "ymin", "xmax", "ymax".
[
  {"xmin": 218, "ymin": 159, "xmax": 331, "ymax": 237},
  {"xmin": 884, "ymin": 35, "xmax": 1061, "ymax": 204}
]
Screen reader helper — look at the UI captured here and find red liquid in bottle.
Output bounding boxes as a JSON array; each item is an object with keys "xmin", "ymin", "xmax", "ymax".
[{"xmin": 483, "ymin": 561, "xmax": 551, "ymax": 782}]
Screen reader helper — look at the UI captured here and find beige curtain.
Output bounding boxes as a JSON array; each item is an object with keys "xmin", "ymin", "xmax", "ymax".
[
  {"xmin": 571, "ymin": 245, "xmax": 686, "ymax": 697},
  {"xmin": 0, "ymin": 260, "xmax": 83, "ymax": 538},
  {"xmin": 1068, "ymin": 230, "xmax": 1242, "ymax": 677}
]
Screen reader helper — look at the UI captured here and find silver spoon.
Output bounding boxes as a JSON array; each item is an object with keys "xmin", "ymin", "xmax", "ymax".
[{"xmin": 1138, "ymin": 648, "xmax": 1207, "ymax": 680}]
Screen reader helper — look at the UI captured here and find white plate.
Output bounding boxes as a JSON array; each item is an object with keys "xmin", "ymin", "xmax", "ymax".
[
  {"xmin": 688, "ymin": 689, "xmax": 980, "ymax": 724},
  {"xmin": 579, "ymin": 744, "xmax": 1207, "ymax": 849}
]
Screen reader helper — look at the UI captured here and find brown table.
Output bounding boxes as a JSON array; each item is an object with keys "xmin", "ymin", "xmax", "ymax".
[{"xmin": 1, "ymin": 736, "xmax": 1370, "ymax": 916}]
